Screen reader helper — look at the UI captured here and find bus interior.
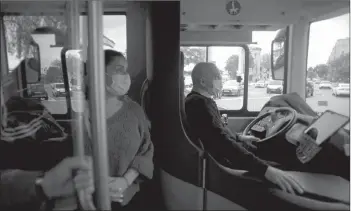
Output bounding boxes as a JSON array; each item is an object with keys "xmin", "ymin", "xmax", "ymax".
[{"xmin": 0, "ymin": 0, "xmax": 350, "ymax": 210}]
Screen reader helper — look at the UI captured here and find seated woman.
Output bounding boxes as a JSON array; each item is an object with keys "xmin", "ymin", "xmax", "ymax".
[{"xmin": 83, "ymin": 50, "xmax": 154, "ymax": 210}]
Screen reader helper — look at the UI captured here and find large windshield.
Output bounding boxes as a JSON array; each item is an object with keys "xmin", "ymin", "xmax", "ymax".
[
  {"xmin": 56, "ymin": 84, "xmax": 65, "ymax": 88},
  {"xmin": 269, "ymin": 80, "xmax": 282, "ymax": 85},
  {"xmin": 224, "ymin": 80, "xmax": 238, "ymax": 86}
]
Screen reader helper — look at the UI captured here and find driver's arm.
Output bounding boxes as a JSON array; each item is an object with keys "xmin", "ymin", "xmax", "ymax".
[{"xmin": 185, "ymin": 96, "xmax": 269, "ymax": 177}]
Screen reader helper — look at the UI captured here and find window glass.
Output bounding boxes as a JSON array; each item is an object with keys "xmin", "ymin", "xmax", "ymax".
[
  {"xmin": 208, "ymin": 46, "xmax": 245, "ymax": 111},
  {"xmin": 306, "ymin": 13, "xmax": 349, "ymax": 129},
  {"xmin": 4, "ymin": 15, "xmax": 127, "ymax": 115},
  {"xmin": 4, "ymin": 15, "xmax": 68, "ymax": 114},
  {"xmin": 247, "ymin": 29, "xmax": 286, "ymax": 111},
  {"xmin": 180, "ymin": 46, "xmax": 206, "ymax": 97},
  {"xmin": 181, "ymin": 46, "xmax": 245, "ymax": 111}
]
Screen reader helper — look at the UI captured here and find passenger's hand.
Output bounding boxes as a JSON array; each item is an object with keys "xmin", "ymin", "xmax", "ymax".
[
  {"xmin": 108, "ymin": 177, "xmax": 129, "ymax": 203},
  {"xmin": 239, "ymin": 135, "xmax": 260, "ymax": 149},
  {"xmin": 264, "ymin": 166, "xmax": 304, "ymax": 195},
  {"xmin": 41, "ymin": 156, "xmax": 92, "ymax": 198},
  {"xmin": 74, "ymin": 169, "xmax": 96, "ymax": 210}
]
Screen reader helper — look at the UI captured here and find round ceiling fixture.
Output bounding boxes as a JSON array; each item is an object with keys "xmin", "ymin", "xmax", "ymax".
[{"xmin": 226, "ymin": 0, "xmax": 241, "ymax": 16}]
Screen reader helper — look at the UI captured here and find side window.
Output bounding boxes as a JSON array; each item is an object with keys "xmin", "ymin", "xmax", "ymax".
[
  {"xmin": 4, "ymin": 15, "xmax": 127, "ymax": 115},
  {"xmin": 181, "ymin": 46, "xmax": 246, "ymax": 111},
  {"xmin": 247, "ymin": 29, "xmax": 287, "ymax": 112},
  {"xmin": 180, "ymin": 46, "xmax": 206, "ymax": 97},
  {"xmin": 68, "ymin": 15, "xmax": 127, "ymax": 91},
  {"xmin": 306, "ymin": 13, "xmax": 350, "ymax": 123},
  {"xmin": 4, "ymin": 15, "xmax": 68, "ymax": 115}
]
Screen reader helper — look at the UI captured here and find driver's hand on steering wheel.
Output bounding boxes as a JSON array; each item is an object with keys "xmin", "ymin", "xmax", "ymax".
[
  {"xmin": 238, "ymin": 135, "xmax": 260, "ymax": 149},
  {"xmin": 264, "ymin": 166, "xmax": 304, "ymax": 195}
]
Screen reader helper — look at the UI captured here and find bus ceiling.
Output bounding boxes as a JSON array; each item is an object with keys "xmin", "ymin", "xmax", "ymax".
[
  {"xmin": 1, "ymin": 0, "xmax": 348, "ymax": 25},
  {"xmin": 1, "ymin": 0, "xmax": 348, "ymax": 46}
]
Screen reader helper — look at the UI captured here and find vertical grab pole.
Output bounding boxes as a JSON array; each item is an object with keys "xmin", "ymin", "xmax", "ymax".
[
  {"xmin": 87, "ymin": 1, "xmax": 111, "ymax": 210},
  {"xmin": 67, "ymin": 0, "xmax": 85, "ymax": 157}
]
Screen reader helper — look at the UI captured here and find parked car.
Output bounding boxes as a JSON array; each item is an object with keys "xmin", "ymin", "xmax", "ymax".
[
  {"xmin": 319, "ymin": 81, "xmax": 332, "ymax": 89},
  {"xmin": 255, "ymin": 80, "xmax": 266, "ymax": 88},
  {"xmin": 27, "ymin": 83, "xmax": 48, "ymax": 100},
  {"xmin": 332, "ymin": 83, "xmax": 350, "ymax": 97},
  {"xmin": 266, "ymin": 80, "xmax": 283, "ymax": 94},
  {"xmin": 52, "ymin": 83, "xmax": 67, "ymax": 97},
  {"xmin": 221, "ymin": 80, "xmax": 243, "ymax": 97},
  {"xmin": 306, "ymin": 81, "xmax": 314, "ymax": 97}
]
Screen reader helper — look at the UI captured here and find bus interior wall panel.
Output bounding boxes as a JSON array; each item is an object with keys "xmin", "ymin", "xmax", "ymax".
[{"xmin": 149, "ymin": 1, "xmax": 202, "ymax": 187}]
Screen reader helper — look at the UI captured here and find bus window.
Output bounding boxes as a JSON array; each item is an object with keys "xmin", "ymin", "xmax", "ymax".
[
  {"xmin": 181, "ymin": 46, "xmax": 206, "ymax": 97},
  {"xmin": 208, "ymin": 46, "xmax": 245, "ymax": 111},
  {"xmin": 181, "ymin": 46, "xmax": 246, "ymax": 111},
  {"xmin": 4, "ymin": 15, "xmax": 68, "ymax": 114},
  {"xmin": 4, "ymin": 15, "xmax": 127, "ymax": 115},
  {"xmin": 247, "ymin": 29, "xmax": 286, "ymax": 111},
  {"xmin": 306, "ymin": 13, "xmax": 350, "ymax": 124},
  {"xmin": 68, "ymin": 15, "xmax": 127, "ymax": 92}
]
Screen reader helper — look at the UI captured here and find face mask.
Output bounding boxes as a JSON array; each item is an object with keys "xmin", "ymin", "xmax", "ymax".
[
  {"xmin": 106, "ymin": 73, "xmax": 131, "ymax": 96},
  {"xmin": 212, "ymin": 79, "xmax": 222, "ymax": 95}
]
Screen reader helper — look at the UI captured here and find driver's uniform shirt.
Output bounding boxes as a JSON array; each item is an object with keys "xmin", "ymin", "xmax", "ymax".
[{"xmin": 185, "ymin": 91, "xmax": 269, "ymax": 176}]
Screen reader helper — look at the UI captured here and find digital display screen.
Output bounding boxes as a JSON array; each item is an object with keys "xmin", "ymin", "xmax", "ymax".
[{"xmin": 304, "ymin": 110, "xmax": 349, "ymax": 145}]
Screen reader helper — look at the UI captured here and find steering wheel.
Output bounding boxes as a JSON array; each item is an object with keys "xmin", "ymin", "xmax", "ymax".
[{"xmin": 243, "ymin": 107, "xmax": 297, "ymax": 142}]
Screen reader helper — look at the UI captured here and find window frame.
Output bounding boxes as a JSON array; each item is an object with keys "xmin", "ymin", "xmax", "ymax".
[
  {"xmin": 181, "ymin": 44, "xmax": 257, "ymax": 116},
  {"xmin": 2, "ymin": 13, "xmax": 71, "ymax": 119},
  {"xmin": 305, "ymin": 21, "xmax": 312, "ymax": 101},
  {"xmin": 282, "ymin": 26, "xmax": 290, "ymax": 94},
  {"xmin": 2, "ymin": 12, "xmax": 127, "ymax": 120},
  {"xmin": 1, "ymin": 15, "xmax": 10, "ymax": 77}
]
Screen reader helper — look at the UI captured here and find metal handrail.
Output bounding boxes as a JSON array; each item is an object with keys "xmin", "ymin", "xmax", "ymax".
[{"xmin": 87, "ymin": 1, "xmax": 110, "ymax": 209}]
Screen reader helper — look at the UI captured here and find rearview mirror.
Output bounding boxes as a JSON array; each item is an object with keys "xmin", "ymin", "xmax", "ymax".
[
  {"xmin": 31, "ymin": 27, "xmax": 66, "ymax": 48},
  {"xmin": 271, "ymin": 28, "xmax": 287, "ymax": 81},
  {"xmin": 25, "ymin": 41, "xmax": 41, "ymax": 83}
]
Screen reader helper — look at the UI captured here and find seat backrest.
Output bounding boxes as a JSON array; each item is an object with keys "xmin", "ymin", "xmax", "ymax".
[
  {"xmin": 179, "ymin": 51, "xmax": 204, "ymax": 151},
  {"xmin": 159, "ymin": 51, "xmax": 206, "ymax": 210},
  {"xmin": 140, "ymin": 78, "xmax": 151, "ymax": 119}
]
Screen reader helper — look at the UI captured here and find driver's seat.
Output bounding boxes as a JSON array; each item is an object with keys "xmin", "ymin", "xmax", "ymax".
[{"xmin": 202, "ymin": 143, "xmax": 350, "ymax": 210}]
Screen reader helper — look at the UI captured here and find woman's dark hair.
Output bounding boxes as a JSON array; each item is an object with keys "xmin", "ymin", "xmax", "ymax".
[
  {"xmin": 83, "ymin": 49, "xmax": 124, "ymax": 76},
  {"xmin": 84, "ymin": 50, "xmax": 125, "ymax": 99},
  {"xmin": 105, "ymin": 50, "xmax": 124, "ymax": 67}
]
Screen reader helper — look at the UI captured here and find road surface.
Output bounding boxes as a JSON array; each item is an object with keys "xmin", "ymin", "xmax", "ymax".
[{"xmin": 215, "ymin": 86, "xmax": 350, "ymax": 117}]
